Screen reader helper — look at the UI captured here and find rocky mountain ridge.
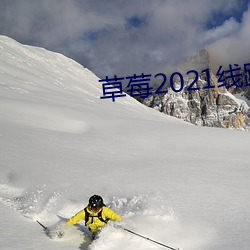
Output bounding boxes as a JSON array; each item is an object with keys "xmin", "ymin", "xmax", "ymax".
[{"xmin": 131, "ymin": 49, "xmax": 250, "ymax": 130}]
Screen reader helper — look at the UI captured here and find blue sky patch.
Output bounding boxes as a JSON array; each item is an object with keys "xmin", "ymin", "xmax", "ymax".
[
  {"xmin": 206, "ymin": 1, "xmax": 249, "ymax": 29},
  {"xmin": 126, "ymin": 15, "xmax": 148, "ymax": 28}
]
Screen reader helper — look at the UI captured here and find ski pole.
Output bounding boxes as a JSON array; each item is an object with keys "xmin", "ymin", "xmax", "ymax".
[
  {"xmin": 37, "ymin": 220, "xmax": 48, "ymax": 231},
  {"xmin": 122, "ymin": 227, "xmax": 180, "ymax": 250}
]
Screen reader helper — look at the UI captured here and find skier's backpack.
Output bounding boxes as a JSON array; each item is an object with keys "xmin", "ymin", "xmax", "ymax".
[{"xmin": 84, "ymin": 206, "xmax": 109, "ymax": 226}]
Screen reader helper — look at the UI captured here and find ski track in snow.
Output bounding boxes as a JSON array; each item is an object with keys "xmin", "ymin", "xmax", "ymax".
[{"xmin": 0, "ymin": 179, "xmax": 211, "ymax": 250}]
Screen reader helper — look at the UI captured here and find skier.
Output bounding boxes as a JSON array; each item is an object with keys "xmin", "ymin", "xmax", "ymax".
[{"xmin": 66, "ymin": 194, "xmax": 122, "ymax": 239}]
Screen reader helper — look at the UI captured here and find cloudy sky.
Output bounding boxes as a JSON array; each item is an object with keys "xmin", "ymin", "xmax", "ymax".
[{"xmin": 0, "ymin": 0, "xmax": 249, "ymax": 79}]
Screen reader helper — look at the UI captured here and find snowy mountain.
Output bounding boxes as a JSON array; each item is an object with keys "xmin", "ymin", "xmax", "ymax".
[
  {"xmin": 139, "ymin": 49, "xmax": 250, "ymax": 130},
  {"xmin": 0, "ymin": 36, "xmax": 250, "ymax": 250}
]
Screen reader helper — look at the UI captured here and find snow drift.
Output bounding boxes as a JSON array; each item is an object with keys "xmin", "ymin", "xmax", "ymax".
[{"xmin": 0, "ymin": 36, "xmax": 250, "ymax": 250}]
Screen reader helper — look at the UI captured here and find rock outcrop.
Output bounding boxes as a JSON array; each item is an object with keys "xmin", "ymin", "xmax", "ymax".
[{"xmin": 135, "ymin": 49, "xmax": 250, "ymax": 130}]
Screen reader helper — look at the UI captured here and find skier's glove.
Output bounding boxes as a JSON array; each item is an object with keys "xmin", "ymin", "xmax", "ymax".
[
  {"xmin": 56, "ymin": 230, "xmax": 64, "ymax": 238},
  {"xmin": 56, "ymin": 223, "xmax": 71, "ymax": 238}
]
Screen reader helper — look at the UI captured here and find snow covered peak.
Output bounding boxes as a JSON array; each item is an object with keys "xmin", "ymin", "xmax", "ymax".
[
  {"xmin": 141, "ymin": 48, "xmax": 250, "ymax": 130},
  {"xmin": 0, "ymin": 35, "xmax": 102, "ymax": 99},
  {"xmin": 0, "ymin": 35, "xmax": 163, "ymax": 133}
]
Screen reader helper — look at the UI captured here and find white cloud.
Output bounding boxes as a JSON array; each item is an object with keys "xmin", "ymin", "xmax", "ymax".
[
  {"xmin": 209, "ymin": 4, "xmax": 250, "ymax": 68},
  {"xmin": 0, "ymin": 0, "xmax": 248, "ymax": 78},
  {"xmin": 200, "ymin": 18, "xmax": 240, "ymax": 45}
]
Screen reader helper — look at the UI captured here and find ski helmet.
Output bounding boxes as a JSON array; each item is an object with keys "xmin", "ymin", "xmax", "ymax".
[{"xmin": 89, "ymin": 195, "xmax": 104, "ymax": 210}]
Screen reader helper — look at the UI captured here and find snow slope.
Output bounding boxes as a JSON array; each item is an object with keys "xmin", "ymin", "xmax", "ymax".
[{"xmin": 0, "ymin": 36, "xmax": 249, "ymax": 250}]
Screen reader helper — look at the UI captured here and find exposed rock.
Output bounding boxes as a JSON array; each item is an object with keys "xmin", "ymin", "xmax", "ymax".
[{"xmin": 138, "ymin": 49, "xmax": 250, "ymax": 130}]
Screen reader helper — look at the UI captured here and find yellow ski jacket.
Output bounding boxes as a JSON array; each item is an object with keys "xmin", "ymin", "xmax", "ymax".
[{"xmin": 67, "ymin": 206, "xmax": 121, "ymax": 233}]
